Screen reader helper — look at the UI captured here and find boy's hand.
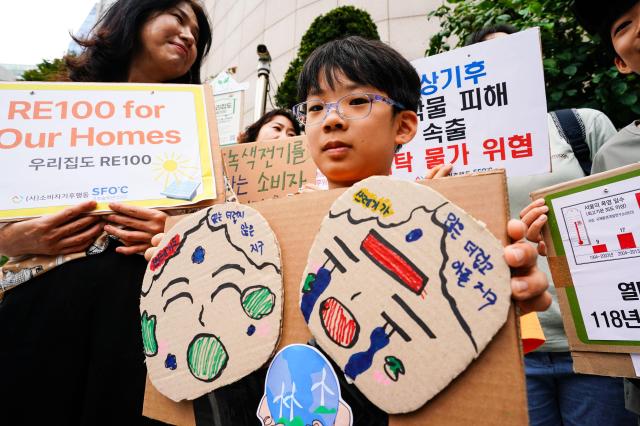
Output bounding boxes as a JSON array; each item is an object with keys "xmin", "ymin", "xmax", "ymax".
[
  {"xmin": 424, "ymin": 163, "xmax": 453, "ymax": 179},
  {"xmin": 104, "ymin": 203, "xmax": 167, "ymax": 255},
  {"xmin": 0, "ymin": 201, "xmax": 104, "ymax": 257},
  {"xmin": 504, "ymin": 219, "xmax": 551, "ymax": 315},
  {"xmin": 144, "ymin": 233, "xmax": 165, "ymax": 261},
  {"xmin": 519, "ymin": 198, "xmax": 548, "ymax": 256}
]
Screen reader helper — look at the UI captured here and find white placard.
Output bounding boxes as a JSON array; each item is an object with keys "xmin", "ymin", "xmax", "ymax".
[
  {"xmin": 392, "ymin": 27, "xmax": 550, "ymax": 179},
  {"xmin": 550, "ymin": 173, "xmax": 640, "ymax": 342},
  {"xmin": 215, "ymin": 91, "xmax": 243, "ymax": 146},
  {"xmin": 632, "ymin": 353, "xmax": 640, "ymax": 376},
  {"xmin": 0, "ymin": 82, "xmax": 217, "ymax": 220}
]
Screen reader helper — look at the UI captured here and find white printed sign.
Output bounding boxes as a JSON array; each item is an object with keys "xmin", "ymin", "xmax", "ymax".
[
  {"xmin": 392, "ymin": 27, "xmax": 550, "ymax": 179},
  {"xmin": 215, "ymin": 91, "xmax": 243, "ymax": 146},
  {"xmin": 0, "ymin": 82, "xmax": 217, "ymax": 221},
  {"xmin": 549, "ymin": 172, "xmax": 640, "ymax": 343}
]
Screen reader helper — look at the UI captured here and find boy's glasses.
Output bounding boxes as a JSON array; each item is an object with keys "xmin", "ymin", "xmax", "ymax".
[{"xmin": 292, "ymin": 93, "xmax": 405, "ymax": 127}]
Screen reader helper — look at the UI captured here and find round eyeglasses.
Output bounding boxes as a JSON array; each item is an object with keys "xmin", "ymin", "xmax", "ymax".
[{"xmin": 292, "ymin": 93, "xmax": 405, "ymax": 127}]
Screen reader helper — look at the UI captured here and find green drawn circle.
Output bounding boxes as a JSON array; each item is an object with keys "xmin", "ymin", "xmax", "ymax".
[{"xmin": 187, "ymin": 333, "xmax": 228, "ymax": 382}]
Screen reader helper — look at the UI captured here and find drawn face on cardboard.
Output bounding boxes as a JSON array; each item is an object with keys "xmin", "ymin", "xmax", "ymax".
[
  {"xmin": 140, "ymin": 204, "xmax": 283, "ymax": 401},
  {"xmin": 257, "ymin": 344, "xmax": 352, "ymax": 426},
  {"xmin": 300, "ymin": 176, "xmax": 511, "ymax": 413}
]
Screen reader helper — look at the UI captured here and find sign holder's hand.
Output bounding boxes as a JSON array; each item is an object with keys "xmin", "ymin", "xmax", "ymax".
[
  {"xmin": 0, "ymin": 200, "xmax": 103, "ymax": 257},
  {"xmin": 104, "ymin": 203, "xmax": 167, "ymax": 255},
  {"xmin": 519, "ymin": 198, "xmax": 548, "ymax": 256},
  {"xmin": 504, "ymin": 219, "xmax": 551, "ymax": 315},
  {"xmin": 424, "ymin": 163, "xmax": 453, "ymax": 179},
  {"xmin": 144, "ymin": 233, "xmax": 165, "ymax": 261}
]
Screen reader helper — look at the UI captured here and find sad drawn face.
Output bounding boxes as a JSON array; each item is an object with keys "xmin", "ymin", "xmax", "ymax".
[
  {"xmin": 141, "ymin": 203, "xmax": 283, "ymax": 401},
  {"xmin": 300, "ymin": 176, "xmax": 511, "ymax": 413}
]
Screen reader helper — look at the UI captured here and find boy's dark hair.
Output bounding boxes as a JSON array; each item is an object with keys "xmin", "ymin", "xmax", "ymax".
[
  {"xmin": 297, "ymin": 36, "xmax": 420, "ymax": 113},
  {"xmin": 573, "ymin": 0, "xmax": 637, "ymax": 57},
  {"xmin": 66, "ymin": 0, "xmax": 212, "ymax": 83},
  {"xmin": 239, "ymin": 109, "xmax": 301, "ymax": 143},
  {"xmin": 465, "ymin": 24, "xmax": 518, "ymax": 46}
]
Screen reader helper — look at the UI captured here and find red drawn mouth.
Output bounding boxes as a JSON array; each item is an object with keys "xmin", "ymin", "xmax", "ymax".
[{"xmin": 319, "ymin": 297, "xmax": 360, "ymax": 348}]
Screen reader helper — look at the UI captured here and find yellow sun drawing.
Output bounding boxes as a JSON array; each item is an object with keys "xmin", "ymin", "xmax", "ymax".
[{"xmin": 152, "ymin": 152, "xmax": 199, "ymax": 189}]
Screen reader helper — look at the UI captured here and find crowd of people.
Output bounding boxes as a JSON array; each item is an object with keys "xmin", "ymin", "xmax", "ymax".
[{"xmin": 0, "ymin": 0, "xmax": 639, "ymax": 424}]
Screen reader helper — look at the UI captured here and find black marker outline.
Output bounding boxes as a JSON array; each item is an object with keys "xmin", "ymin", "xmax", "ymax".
[
  {"xmin": 392, "ymin": 293, "xmax": 436, "ymax": 339},
  {"xmin": 161, "ymin": 277, "xmax": 189, "ymax": 297},
  {"xmin": 163, "ymin": 292, "xmax": 194, "ymax": 312}
]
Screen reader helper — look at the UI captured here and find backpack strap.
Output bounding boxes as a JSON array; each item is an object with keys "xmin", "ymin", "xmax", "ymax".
[{"xmin": 550, "ymin": 108, "xmax": 591, "ymax": 176}]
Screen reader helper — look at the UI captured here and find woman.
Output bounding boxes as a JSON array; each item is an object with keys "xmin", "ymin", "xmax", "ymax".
[
  {"xmin": 0, "ymin": 1, "xmax": 211, "ymax": 424},
  {"xmin": 237, "ymin": 108, "xmax": 301, "ymax": 143}
]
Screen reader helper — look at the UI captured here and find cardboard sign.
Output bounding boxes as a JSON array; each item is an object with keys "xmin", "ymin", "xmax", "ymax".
[
  {"xmin": 143, "ymin": 171, "xmax": 528, "ymax": 425},
  {"xmin": 257, "ymin": 344, "xmax": 352, "ymax": 426},
  {"xmin": 392, "ymin": 27, "xmax": 549, "ymax": 180},
  {"xmin": 0, "ymin": 82, "xmax": 219, "ymax": 221},
  {"xmin": 141, "ymin": 203, "xmax": 283, "ymax": 401},
  {"xmin": 532, "ymin": 163, "xmax": 640, "ymax": 353},
  {"xmin": 300, "ymin": 176, "xmax": 510, "ymax": 413},
  {"xmin": 222, "ymin": 136, "xmax": 318, "ymax": 203}
]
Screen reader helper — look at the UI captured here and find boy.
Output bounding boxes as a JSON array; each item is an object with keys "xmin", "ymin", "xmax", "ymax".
[
  {"xmin": 574, "ymin": 0, "xmax": 640, "ymax": 173},
  {"xmin": 146, "ymin": 36, "xmax": 550, "ymax": 424},
  {"xmin": 294, "ymin": 36, "xmax": 550, "ymax": 314}
]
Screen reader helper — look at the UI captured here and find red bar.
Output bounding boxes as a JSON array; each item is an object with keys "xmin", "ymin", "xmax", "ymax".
[
  {"xmin": 618, "ymin": 232, "xmax": 637, "ymax": 250},
  {"xmin": 360, "ymin": 229, "xmax": 428, "ymax": 295},
  {"xmin": 636, "ymin": 193, "xmax": 640, "ymax": 209},
  {"xmin": 592, "ymin": 244, "xmax": 608, "ymax": 254}
]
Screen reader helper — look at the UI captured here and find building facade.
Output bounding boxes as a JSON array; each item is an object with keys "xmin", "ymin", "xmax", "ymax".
[{"xmin": 201, "ymin": 0, "xmax": 443, "ymax": 126}]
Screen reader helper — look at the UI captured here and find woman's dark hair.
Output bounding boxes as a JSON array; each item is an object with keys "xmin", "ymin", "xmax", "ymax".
[
  {"xmin": 239, "ymin": 109, "xmax": 301, "ymax": 144},
  {"xmin": 66, "ymin": 0, "xmax": 212, "ymax": 83},
  {"xmin": 297, "ymin": 36, "xmax": 420, "ymax": 113},
  {"xmin": 465, "ymin": 24, "xmax": 518, "ymax": 46}
]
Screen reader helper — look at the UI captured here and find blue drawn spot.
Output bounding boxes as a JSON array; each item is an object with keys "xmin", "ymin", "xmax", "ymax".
[
  {"xmin": 247, "ymin": 324, "xmax": 256, "ymax": 336},
  {"xmin": 165, "ymin": 353, "xmax": 177, "ymax": 370},
  {"xmin": 406, "ymin": 228, "xmax": 423, "ymax": 242},
  {"xmin": 191, "ymin": 246, "xmax": 205, "ymax": 264},
  {"xmin": 344, "ymin": 326, "xmax": 390, "ymax": 380}
]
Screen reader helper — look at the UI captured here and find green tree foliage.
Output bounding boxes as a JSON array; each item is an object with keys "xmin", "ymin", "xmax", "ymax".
[
  {"xmin": 21, "ymin": 58, "xmax": 69, "ymax": 81},
  {"xmin": 427, "ymin": 0, "xmax": 640, "ymax": 128},
  {"xmin": 275, "ymin": 6, "xmax": 379, "ymax": 109}
]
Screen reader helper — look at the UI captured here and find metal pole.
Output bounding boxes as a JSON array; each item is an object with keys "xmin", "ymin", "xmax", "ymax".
[{"xmin": 254, "ymin": 44, "xmax": 271, "ymax": 122}]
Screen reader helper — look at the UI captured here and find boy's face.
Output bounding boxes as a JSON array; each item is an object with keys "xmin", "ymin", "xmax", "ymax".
[
  {"xmin": 304, "ymin": 72, "xmax": 417, "ymax": 188},
  {"xmin": 611, "ymin": 1, "xmax": 640, "ymax": 74}
]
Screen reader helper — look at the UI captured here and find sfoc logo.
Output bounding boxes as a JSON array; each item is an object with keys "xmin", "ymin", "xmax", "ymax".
[{"xmin": 91, "ymin": 186, "xmax": 129, "ymax": 196}]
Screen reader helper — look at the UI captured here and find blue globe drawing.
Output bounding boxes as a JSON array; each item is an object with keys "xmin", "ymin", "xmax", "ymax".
[{"xmin": 265, "ymin": 344, "xmax": 341, "ymax": 426}]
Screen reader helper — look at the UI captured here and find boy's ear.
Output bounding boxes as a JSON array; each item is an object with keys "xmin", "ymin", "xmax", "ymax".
[
  {"xmin": 394, "ymin": 110, "xmax": 418, "ymax": 147},
  {"xmin": 614, "ymin": 55, "xmax": 634, "ymax": 74}
]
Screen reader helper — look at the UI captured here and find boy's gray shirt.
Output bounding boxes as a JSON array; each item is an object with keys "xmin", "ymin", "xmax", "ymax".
[{"xmin": 592, "ymin": 120, "xmax": 640, "ymax": 173}]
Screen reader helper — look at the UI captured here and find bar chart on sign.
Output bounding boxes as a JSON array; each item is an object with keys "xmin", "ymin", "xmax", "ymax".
[{"xmin": 560, "ymin": 189, "xmax": 640, "ymax": 265}]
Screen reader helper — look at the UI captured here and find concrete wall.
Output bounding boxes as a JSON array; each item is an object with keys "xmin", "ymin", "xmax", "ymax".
[{"xmin": 201, "ymin": 0, "xmax": 443, "ymax": 127}]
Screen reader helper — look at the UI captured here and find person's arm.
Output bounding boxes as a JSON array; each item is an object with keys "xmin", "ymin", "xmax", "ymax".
[
  {"xmin": 104, "ymin": 203, "xmax": 167, "ymax": 255},
  {"xmin": 505, "ymin": 219, "xmax": 551, "ymax": 314},
  {"xmin": 0, "ymin": 201, "xmax": 104, "ymax": 257}
]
